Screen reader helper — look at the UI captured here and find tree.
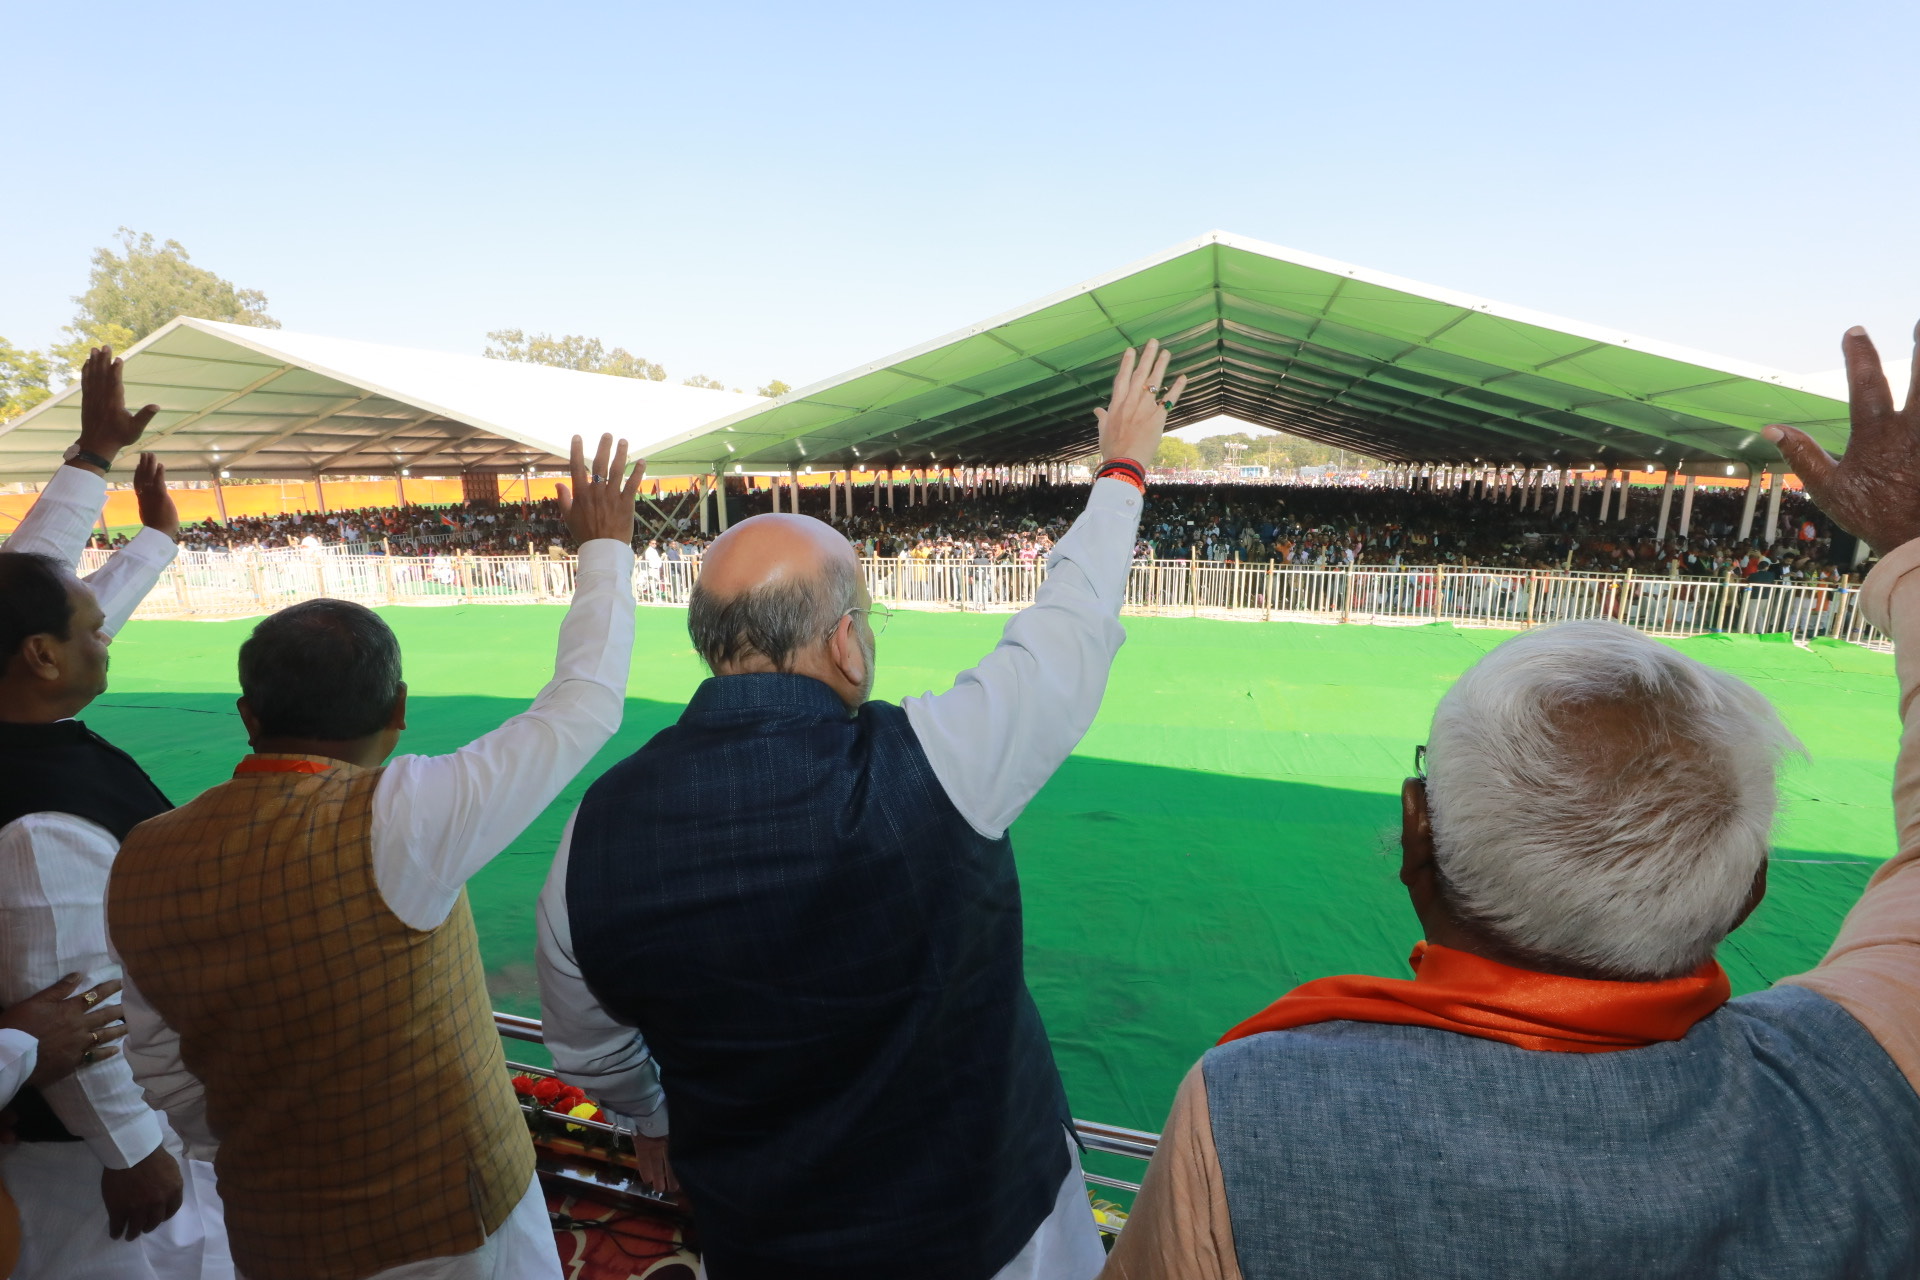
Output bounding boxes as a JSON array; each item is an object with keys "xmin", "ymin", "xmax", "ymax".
[
  {"xmin": 757, "ymin": 379, "xmax": 792, "ymax": 398},
  {"xmin": 1154, "ymin": 437, "xmax": 1202, "ymax": 469},
  {"xmin": 0, "ymin": 338, "xmax": 53, "ymax": 424},
  {"xmin": 682, "ymin": 374, "xmax": 725, "ymax": 390},
  {"xmin": 483, "ymin": 329, "xmax": 666, "ymax": 380},
  {"xmin": 57, "ymin": 229, "xmax": 276, "ymax": 369}
]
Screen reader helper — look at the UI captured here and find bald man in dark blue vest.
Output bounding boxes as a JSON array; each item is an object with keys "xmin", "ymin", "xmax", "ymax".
[{"xmin": 537, "ymin": 343, "xmax": 1186, "ymax": 1280}]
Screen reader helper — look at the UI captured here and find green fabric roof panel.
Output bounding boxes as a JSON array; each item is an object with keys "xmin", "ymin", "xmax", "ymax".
[{"xmin": 643, "ymin": 232, "xmax": 1847, "ymax": 477}]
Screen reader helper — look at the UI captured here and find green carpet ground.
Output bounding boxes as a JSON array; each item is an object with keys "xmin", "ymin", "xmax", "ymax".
[{"xmin": 92, "ymin": 605, "xmax": 1899, "ymax": 1170}]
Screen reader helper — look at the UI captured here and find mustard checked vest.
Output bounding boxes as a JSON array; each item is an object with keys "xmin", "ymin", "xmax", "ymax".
[{"xmin": 108, "ymin": 758, "xmax": 533, "ymax": 1280}]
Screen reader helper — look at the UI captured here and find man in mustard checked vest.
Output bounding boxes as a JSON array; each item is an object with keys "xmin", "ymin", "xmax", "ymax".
[{"xmin": 108, "ymin": 436, "xmax": 643, "ymax": 1280}]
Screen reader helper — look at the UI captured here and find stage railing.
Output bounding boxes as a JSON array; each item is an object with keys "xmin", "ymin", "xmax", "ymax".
[
  {"xmin": 493, "ymin": 1011, "xmax": 1158, "ymax": 1229},
  {"xmin": 87, "ymin": 549, "xmax": 1889, "ymax": 651}
]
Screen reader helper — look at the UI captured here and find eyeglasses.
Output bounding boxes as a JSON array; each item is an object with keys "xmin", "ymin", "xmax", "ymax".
[
  {"xmin": 1412, "ymin": 744, "xmax": 1427, "ymax": 782},
  {"xmin": 846, "ymin": 604, "xmax": 895, "ymax": 636}
]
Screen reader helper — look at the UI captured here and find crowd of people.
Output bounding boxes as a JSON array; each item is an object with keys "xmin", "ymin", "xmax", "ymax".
[
  {"xmin": 7, "ymin": 333, "xmax": 1920, "ymax": 1280},
  {"xmin": 94, "ymin": 464, "xmax": 1850, "ymax": 596}
]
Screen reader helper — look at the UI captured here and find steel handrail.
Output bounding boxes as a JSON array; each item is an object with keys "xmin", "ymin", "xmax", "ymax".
[{"xmin": 493, "ymin": 1011, "xmax": 1161, "ymax": 1165}]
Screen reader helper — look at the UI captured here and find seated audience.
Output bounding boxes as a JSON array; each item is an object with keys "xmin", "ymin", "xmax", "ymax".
[
  {"xmin": 108, "ymin": 436, "xmax": 642, "ymax": 1280},
  {"xmin": 1103, "ymin": 322, "xmax": 1920, "ymax": 1278},
  {"xmin": 535, "ymin": 342, "xmax": 1185, "ymax": 1280}
]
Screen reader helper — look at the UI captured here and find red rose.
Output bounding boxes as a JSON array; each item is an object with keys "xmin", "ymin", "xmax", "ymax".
[
  {"xmin": 530, "ymin": 1078, "xmax": 566, "ymax": 1106},
  {"xmin": 511, "ymin": 1075, "xmax": 538, "ymax": 1098},
  {"xmin": 591, "ymin": 1108, "xmax": 606, "ymax": 1123}
]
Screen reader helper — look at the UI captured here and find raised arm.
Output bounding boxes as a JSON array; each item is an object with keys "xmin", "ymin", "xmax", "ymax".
[
  {"xmin": 369, "ymin": 435, "xmax": 643, "ymax": 930},
  {"xmin": 903, "ymin": 342, "xmax": 1185, "ymax": 838},
  {"xmin": 6, "ymin": 346, "xmax": 163, "ymax": 571},
  {"xmin": 1772, "ymin": 322, "xmax": 1920, "ymax": 1082}
]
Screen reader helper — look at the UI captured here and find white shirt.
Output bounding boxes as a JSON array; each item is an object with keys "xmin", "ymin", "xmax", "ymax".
[
  {"xmin": 0, "ymin": 464, "xmax": 179, "ymax": 1169},
  {"xmin": 0, "ymin": 1028, "xmax": 39, "ymax": 1107},
  {"xmin": 533, "ymin": 478, "xmax": 1144, "ymax": 1265},
  {"xmin": 113, "ymin": 537, "xmax": 636, "ymax": 1162}
]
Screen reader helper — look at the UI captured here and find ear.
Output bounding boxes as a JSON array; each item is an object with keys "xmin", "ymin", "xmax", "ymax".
[
  {"xmin": 236, "ymin": 697, "xmax": 262, "ymax": 745},
  {"xmin": 828, "ymin": 615, "xmax": 864, "ymax": 686},
  {"xmin": 16, "ymin": 634, "xmax": 63, "ymax": 684},
  {"xmin": 1399, "ymin": 777, "xmax": 1435, "ymax": 890},
  {"xmin": 1728, "ymin": 859, "xmax": 1769, "ymax": 933},
  {"xmin": 387, "ymin": 682, "xmax": 409, "ymax": 732}
]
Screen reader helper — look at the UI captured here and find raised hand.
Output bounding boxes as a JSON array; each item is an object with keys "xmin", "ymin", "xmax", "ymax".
[
  {"xmin": 557, "ymin": 433, "xmax": 645, "ymax": 547},
  {"xmin": 75, "ymin": 347, "xmax": 161, "ymax": 471},
  {"xmin": 0, "ymin": 974, "xmax": 128, "ymax": 1086},
  {"xmin": 1766, "ymin": 323, "xmax": 1920, "ymax": 554},
  {"xmin": 133, "ymin": 453, "xmax": 179, "ymax": 541},
  {"xmin": 1093, "ymin": 339, "xmax": 1188, "ymax": 467}
]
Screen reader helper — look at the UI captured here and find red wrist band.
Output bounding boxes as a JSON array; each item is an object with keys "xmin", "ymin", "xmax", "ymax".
[{"xmin": 1098, "ymin": 458, "xmax": 1147, "ymax": 492}]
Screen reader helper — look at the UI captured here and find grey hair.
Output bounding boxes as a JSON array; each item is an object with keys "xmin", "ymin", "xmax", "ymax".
[
  {"xmin": 1425, "ymin": 620, "xmax": 1800, "ymax": 980},
  {"xmin": 687, "ymin": 556, "xmax": 860, "ymax": 673}
]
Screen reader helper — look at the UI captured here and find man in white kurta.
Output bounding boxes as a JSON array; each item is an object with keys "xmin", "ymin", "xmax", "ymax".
[{"xmin": 0, "ymin": 377, "xmax": 231, "ymax": 1279}]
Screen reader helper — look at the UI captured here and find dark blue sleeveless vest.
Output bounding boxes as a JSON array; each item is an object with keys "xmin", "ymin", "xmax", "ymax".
[
  {"xmin": 1205, "ymin": 984, "xmax": 1920, "ymax": 1279},
  {"xmin": 566, "ymin": 674, "xmax": 1072, "ymax": 1280}
]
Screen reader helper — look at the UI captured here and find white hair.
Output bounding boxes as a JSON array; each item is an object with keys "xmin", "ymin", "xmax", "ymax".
[{"xmin": 1425, "ymin": 620, "xmax": 1800, "ymax": 980}]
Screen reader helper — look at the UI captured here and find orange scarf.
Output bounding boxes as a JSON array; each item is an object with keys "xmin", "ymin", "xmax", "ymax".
[
  {"xmin": 233, "ymin": 756, "xmax": 335, "ymax": 776},
  {"xmin": 1219, "ymin": 941, "xmax": 1730, "ymax": 1054}
]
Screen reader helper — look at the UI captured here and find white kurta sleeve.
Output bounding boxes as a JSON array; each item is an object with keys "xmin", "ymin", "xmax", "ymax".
[
  {"xmin": 902, "ymin": 477, "xmax": 1145, "ymax": 839},
  {"xmin": 2, "ymin": 465, "xmax": 178, "ymax": 635},
  {"xmin": 0, "ymin": 1028, "xmax": 39, "ymax": 1108},
  {"xmin": 369, "ymin": 539, "xmax": 636, "ymax": 931},
  {"xmin": 534, "ymin": 811, "xmax": 668, "ymax": 1135},
  {"xmin": 0, "ymin": 814, "xmax": 164, "ymax": 1168},
  {"xmin": 108, "ymin": 939, "xmax": 218, "ymax": 1161},
  {"xmin": 2, "ymin": 465, "xmax": 107, "ymax": 567}
]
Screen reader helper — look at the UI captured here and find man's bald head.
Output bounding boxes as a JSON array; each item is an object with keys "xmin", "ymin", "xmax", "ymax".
[
  {"xmin": 690, "ymin": 514, "xmax": 866, "ymax": 676},
  {"xmin": 700, "ymin": 514, "xmax": 860, "ymax": 602}
]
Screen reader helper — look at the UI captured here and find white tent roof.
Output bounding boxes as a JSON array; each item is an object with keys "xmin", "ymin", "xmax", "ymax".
[
  {"xmin": 642, "ymin": 230, "xmax": 1851, "ymax": 477},
  {"xmin": 0, "ymin": 318, "xmax": 762, "ymax": 483}
]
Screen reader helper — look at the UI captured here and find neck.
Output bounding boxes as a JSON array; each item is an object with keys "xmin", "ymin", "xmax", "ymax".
[
  {"xmin": 250, "ymin": 736, "xmax": 389, "ymax": 768},
  {"xmin": 0, "ymin": 685, "xmax": 90, "ymax": 725}
]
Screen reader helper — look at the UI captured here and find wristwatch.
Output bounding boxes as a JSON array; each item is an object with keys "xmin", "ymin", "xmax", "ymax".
[{"xmin": 62, "ymin": 444, "xmax": 115, "ymax": 473}]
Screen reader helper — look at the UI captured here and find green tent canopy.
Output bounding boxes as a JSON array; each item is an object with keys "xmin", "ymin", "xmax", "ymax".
[{"xmin": 641, "ymin": 231, "xmax": 1849, "ymax": 478}]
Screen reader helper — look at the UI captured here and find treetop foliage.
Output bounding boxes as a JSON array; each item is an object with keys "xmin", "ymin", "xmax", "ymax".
[
  {"xmin": 72, "ymin": 228, "xmax": 277, "ymax": 347},
  {"xmin": 483, "ymin": 329, "xmax": 667, "ymax": 380},
  {"xmin": 681, "ymin": 373, "xmax": 726, "ymax": 390},
  {"xmin": 3, "ymin": 228, "xmax": 278, "ymax": 424},
  {"xmin": 0, "ymin": 339, "xmax": 54, "ymax": 425},
  {"xmin": 757, "ymin": 379, "xmax": 792, "ymax": 398}
]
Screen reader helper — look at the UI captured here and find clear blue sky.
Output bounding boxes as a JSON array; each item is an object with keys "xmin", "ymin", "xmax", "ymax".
[{"xmin": 4, "ymin": 0, "xmax": 1916, "ymax": 394}]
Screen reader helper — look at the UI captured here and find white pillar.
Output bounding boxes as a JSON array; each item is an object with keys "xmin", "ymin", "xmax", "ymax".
[
  {"xmin": 1678, "ymin": 475, "xmax": 1696, "ymax": 537},
  {"xmin": 1763, "ymin": 471, "xmax": 1785, "ymax": 546},
  {"xmin": 1655, "ymin": 469, "xmax": 1677, "ymax": 541},
  {"xmin": 769, "ymin": 477, "xmax": 780, "ymax": 513},
  {"xmin": 699, "ymin": 475, "xmax": 711, "ymax": 534},
  {"xmin": 829, "ymin": 473, "xmax": 839, "ymax": 521},
  {"xmin": 1737, "ymin": 469, "xmax": 1760, "ymax": 542},
  {"xmin": 715, "ymin": 471, "xmax": 730, "ymax": 530},
  {"xmin": 887, "ymin": 469, "xmax": 895, "ymax": 510}
]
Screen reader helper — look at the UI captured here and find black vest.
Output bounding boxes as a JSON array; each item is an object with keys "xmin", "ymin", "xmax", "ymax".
[
  {"xmin": 567, "ymin": 675, "xmax": 1071, "ymax": 1280},
  {"xmin": 0, "ymin": 718, "xmax": 171, "ymax": 1142}
]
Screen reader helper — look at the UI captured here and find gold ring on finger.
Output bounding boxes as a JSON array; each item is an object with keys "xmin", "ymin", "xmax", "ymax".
[
  {"xmin": 89, "ymin": 1030, "xmax": 98, "ymax": 1046},
  {"xmin": 82, "ymin": 991, "xmax": 98, "ymax": 1006}
]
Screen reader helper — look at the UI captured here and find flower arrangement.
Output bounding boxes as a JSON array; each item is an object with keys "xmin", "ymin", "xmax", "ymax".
[{"xmin": 512, "ymin": 1073, "xmax": 607, "ymax": 1131}]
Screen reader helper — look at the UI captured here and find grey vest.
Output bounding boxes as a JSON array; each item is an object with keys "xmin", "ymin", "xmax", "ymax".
[{"xmin": 1206, "ymin": 984, "xmax": 1920, "ymax": 1279}]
